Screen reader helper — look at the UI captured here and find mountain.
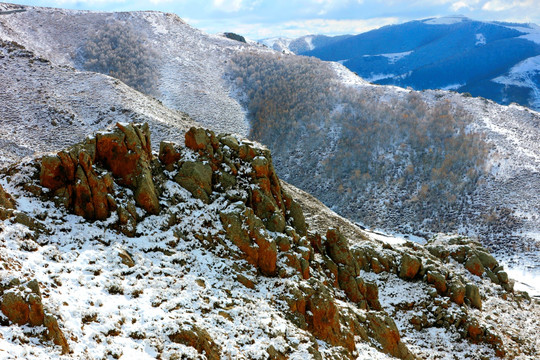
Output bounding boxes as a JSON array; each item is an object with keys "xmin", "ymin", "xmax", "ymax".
[
  {"xmin": 0, "ymin": 4, "xmax": 539, "ymax": 357},
  {"xmin": 1, "ymin": 3, "xmax": 539, "ymax": 285},
  {"xmin": 301, "ymin": 16, "xmax": 540, "ymax": 111},
  {"xmin": 259, "ymin": 34, "xmax": 352, "ymax": 54}
]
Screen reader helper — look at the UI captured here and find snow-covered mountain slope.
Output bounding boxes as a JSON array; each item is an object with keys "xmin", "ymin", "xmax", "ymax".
[
  {"xmin": 0, "ymin": 123, "xmax": 538, "ymax": 359},
  {"xmin": 228, "ymin": 52, "xmax": 540, "ymax": 291},
  {"xmin": 0, "ymin": 38, "xmax": 194, "ymax": 168},
  {"xmin": 0, "ymin": 2, "xmax": 252, "ymax": 136},
  {"xmin": 302, "ymin": 16, "xmax": 540, "ymax": 111}
]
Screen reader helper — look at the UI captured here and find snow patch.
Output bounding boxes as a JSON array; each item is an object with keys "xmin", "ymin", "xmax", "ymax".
[
  {"xmin": 423, "ymin": 16, "xmax": 468, "ymax": 25},
  {"xmin": 441, "ymin": 83, "xmax": 465, "ymax": 90},
  {"xmin": 379, "ymin": 50, "xmax": 413, "ymax": 64},
  {"xmin": 365, "ymin": 73, "xmax": 396, "ymax": 82},
  {"xmin": 475, "ymin": 33, "xmax": 486, "ymax": 46}
]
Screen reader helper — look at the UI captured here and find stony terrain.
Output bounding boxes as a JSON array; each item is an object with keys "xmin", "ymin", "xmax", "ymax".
[{"xmin": 0, "ymin": 123, "xmax": 538, "ymax": 359}]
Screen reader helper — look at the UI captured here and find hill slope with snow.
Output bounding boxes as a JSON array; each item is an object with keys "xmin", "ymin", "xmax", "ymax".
[
  {"xmin": 0, "ymin": 2, "xmax": 251, "ymax": 136},
  {"xmin": 1, "ymin": 121, "xmax": 538, "ymax": 359}
]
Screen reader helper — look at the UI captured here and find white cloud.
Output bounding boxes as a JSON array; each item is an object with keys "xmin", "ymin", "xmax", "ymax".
[
  {"xmin": 215, "ymin": 17, "xmax": 400, "ymax": 39},
  {"xmin": 482, "ymin": 0, "xmax": 535, "ymax": 12},
  {"xmin": 213, "ymin": 0, "xmax": 244, "ymax": 12},
  {"xmin": 451, "ymin": 0, "xmax": 480, "ymax": 11}
]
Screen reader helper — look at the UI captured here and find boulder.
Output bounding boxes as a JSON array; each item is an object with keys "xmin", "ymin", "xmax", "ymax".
[
  {"xmin": 366, "ymin": 312, "xmax": 414, "ymax": 360},
  {"xmin": 426, "ymin": 271, "xmax": 447, "ymax": 294},
  {"xmin": 465, "ymin": 255, "xmax": 485, "ymax": 276},
  {"xmin": 0, "ymin": 279, "xmax": 69, "ymax": 354},
  {"xmin": 175, "ymin": 161, "xmax": 213, "ymax": 203},
  {"xmin": 325, "ymin": 228, "xmax": 355, "ymax": 270},
  {"xmin": 465, "ymin": 283, "xmax": 482, "ymax": 310},
  {"xmin": 169, "ymin": 324, "xmax": 221, "ymax": 360},
  {"xmin": 399, "ymin": 253, "xmax": 421, "ymax": 280},
  {"xmin": 185, "ymin": 127, "xmax": 214, "ymax": 156},
  {"xmin": 289, "ymin": 200, "xmax": 307, "ymax": 236},
  {"xmin": 39, "ymin": 155, "xmax": 65, "ymax": 190},
  {"xmin": 475, "ymin": 250, "xmax": 498, "ymax": 271},
  {"xmin": 0, "ymin": 184, "xmax": 14, "ymax": 209},
  {"xmin": 158, "ymin": 141, "xmax": 181, "ymax": 166},
  {"xmin": 448, "ymin": 281, "xmax": 466, "ymax": 305}
]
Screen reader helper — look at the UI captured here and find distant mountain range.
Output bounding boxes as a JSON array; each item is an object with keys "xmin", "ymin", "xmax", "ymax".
[{"xmin": 261, "ymin": 16, "xmax": 540, "ymax": 111}]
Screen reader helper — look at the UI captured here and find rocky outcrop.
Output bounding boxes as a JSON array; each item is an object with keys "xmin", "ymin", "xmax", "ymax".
[
  {"xmin": 0, "ymin": 278, "xmax": 70, "ymax": 354},
  {"xmin": 39, "ymin": 123, "xmax": 159, "ymax": 236},
  {"xmin": 95, "ymin": 122, "xmax": 159, "ymax": 215}
]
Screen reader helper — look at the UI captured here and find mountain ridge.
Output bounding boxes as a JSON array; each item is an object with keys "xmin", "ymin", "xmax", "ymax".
[{"xmin": 295, "ymin": 16, "xmax": 540, "ymax": 111}]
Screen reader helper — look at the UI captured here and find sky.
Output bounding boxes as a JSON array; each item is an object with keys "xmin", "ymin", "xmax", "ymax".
[{"xmin": 12, "ymin": 0, "xmax": 540, "ymax": 39}]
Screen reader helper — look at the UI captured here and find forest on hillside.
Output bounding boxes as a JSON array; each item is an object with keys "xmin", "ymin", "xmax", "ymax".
[{"xmin": 228, "ymin": 52, "xmax": 489, "ymax": 235}]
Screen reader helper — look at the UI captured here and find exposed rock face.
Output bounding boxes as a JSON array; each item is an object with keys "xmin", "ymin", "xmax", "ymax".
[
  {"xmin": 366, "ymin": 312, "xmax": 413, "ymax": 360},
  {"xmin": 95, "ymin": 123, "xmax": 159, "ymax": 215},
  {"xmin": 0, "ymin": 279, "xmax": 70, "ymax": 354},
  {"xmin": 399, "ymin": 253, "xmax": 421, "ymax": 280},
  {"xmin": 39, "ymin": 123, "xmax": 159, "ymax": 231}
]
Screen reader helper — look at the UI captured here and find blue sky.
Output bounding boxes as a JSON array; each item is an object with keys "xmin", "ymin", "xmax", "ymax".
[{"xmin": 13, "ymin": 1, "xmax": 540, "ymax": 39}]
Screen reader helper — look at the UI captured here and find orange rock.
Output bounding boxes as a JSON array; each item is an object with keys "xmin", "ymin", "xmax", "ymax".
[
  {"xmin": 427, "ymin": 271, "xmax": 447, "ymax": 294},
  {"xmin": 0, "ymin": 184, "xmax": 14, "ymax": 209},
  {"xmin": 399, "ymin": 254, "xmax": 421, "ymax": 280},
  {"xmin": 366, "ymin": 313, "xmax": 412, "ymax": 359},
  {"xmin": 44, "ymin": 315, "xmax": 70, "ymax": 354},
  {"xmin": 96, "ymin": 130, "xmax": 139, "ymax": 187},
  {"xmin": 466, "ymin": 320, "xmax": 484, "ymax": 342},
  {"xmin": 159, "ymin": 141, "xmax": 181, "ymax": 166},
  {"xmin": 465, "ymin": 255, "xmax": 485, "ymax": 276},
  {"xmin": 185, "ymin": 127, "xmax": 212, "ymax": 154},
  {"xmin": 0, "ymin": 292, "xmax": 31, "ymax": 325},
  {"xmin": 40, "ymin": 155, "xmax": 64, "ymax": 190}
]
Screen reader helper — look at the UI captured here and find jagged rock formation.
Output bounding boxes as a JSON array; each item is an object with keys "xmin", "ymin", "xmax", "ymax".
[
  {"xmin": 40, "ymin": 123, "xmax": 159, "ymax": 223},
  {"xmin": 0, "ymin": 123, "xmax": 527, "ymax": 358}
]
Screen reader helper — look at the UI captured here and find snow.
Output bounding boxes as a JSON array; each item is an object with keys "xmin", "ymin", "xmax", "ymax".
[
  {"xmin": 304, "ymin": 35, "xmax": 315, "ymax": 51},
  {"xmin": 441, "ymin": 83, "xmax": 464, "ymax": 90},
  {"xmin": 503, "ymin": 263, "xmax": 540, "ymax": 297},
  {"xmin": 475, "ymin": 33, "xmax": 486, "ymax": 46},
  {"xmin": 378, "ymin": 50, "xmax": 413, "ymax": 64},
  {"xmin": 361, "ymin": 228, "xmax": 427, "ymax": 246},
  {"xmin": 0, "ymin": 166, "xmax": 324, "ymax": 359},
  {"xmin": 365, "ymin": 73, "xmax": 396, "ymax": 82},
  {"xmin": 423, "ymin": 16, "xmax": 468, "ymax": 25},
  {"xmin": 493, "ymin": 55, "xmax": 540, "ymax": 108},
  {"xmin": 502, "ymin": 23, "xmax": 540, "ymax": 45}
]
